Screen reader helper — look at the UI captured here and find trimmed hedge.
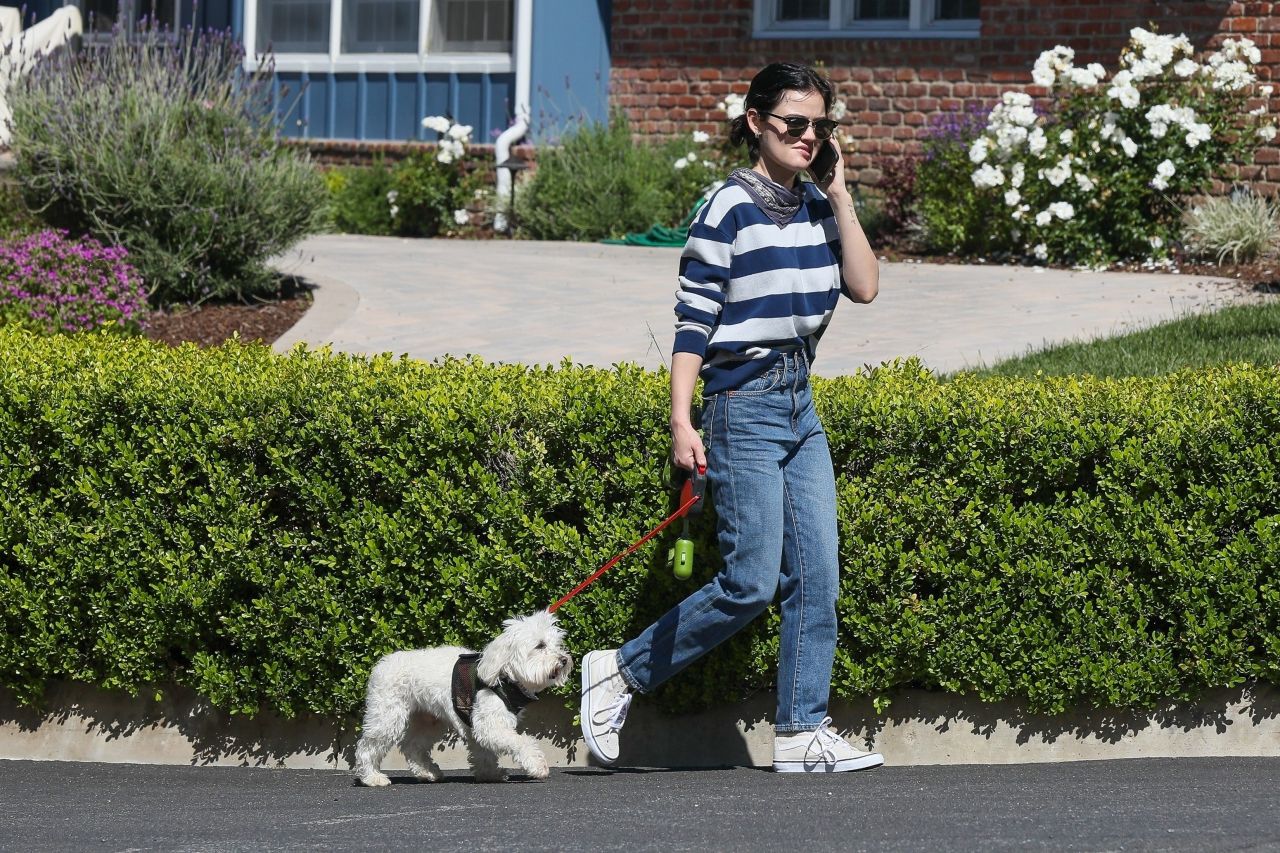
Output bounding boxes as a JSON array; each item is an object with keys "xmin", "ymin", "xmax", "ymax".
[{"xmin": 1, "ymin": 328, "xmax": 1278, "ymax": 721}]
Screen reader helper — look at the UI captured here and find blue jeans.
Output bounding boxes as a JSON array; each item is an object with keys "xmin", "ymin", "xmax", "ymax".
[{"xmin": 616, "ymin": 350, "xmax": 840, "ymax": 734}]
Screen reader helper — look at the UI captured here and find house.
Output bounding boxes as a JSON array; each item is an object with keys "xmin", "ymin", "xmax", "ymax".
[
  {"xmin": 17, "ymin": 0, "xmax": 1277, "ymax": 192},
  {"xmin": 18, "ymin": 0, "xmax": 611, "ymax": 157}
]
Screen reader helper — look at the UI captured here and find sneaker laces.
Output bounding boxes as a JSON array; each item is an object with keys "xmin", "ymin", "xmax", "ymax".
[
  {"xmin": 805, "ymin": 716, "xmax": 843, "ymax": 762},
  {"xmin": 593, "ymin": 687, "xmax": 632, "ymax": 732}
]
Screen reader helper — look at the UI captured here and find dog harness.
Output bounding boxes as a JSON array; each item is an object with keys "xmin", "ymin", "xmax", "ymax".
[{"xmin": 451, "ymin": 652, "xmax": 538, "ymax": 728}]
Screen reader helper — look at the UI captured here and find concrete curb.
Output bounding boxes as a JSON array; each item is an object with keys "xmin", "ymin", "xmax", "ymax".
[
  {"xmin": 271, "ymin": 270, "xmax": 361, "ymax": 355},
  {"xmin": 4, "ymin": 682, "xmax": 1276, "ymax": 771}
]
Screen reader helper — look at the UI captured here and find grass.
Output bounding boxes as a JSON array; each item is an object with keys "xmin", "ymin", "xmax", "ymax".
[{"xmin": 961, "ymin": 298, "xmax": 1280, "ymax": 378}]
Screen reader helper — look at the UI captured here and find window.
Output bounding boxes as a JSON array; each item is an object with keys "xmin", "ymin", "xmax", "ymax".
[
  {"xmin": 759, "ymin": 0, "xmax": 978, "ymax": 38},
  {"xmin": 431, "ymin": 0, "xmax": 512, "ymax": 53},
  {"xmin": 246, "ymin": 0, "xmax": 513, "ymax": 70},
  {"xmin": 78, "ymin": 0, "xmax": 181, "ymax": 40},
  {"xmin": 257, "ymin": 0, "xmax": 330, "ymax": 53}
]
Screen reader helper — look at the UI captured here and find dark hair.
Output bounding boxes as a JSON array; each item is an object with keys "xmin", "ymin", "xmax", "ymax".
[{"xmin": 728, "ymin": 63, "xmax": 834, "ymax": 163}]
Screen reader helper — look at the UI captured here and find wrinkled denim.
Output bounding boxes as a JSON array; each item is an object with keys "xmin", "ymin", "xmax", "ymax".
[{"xmin": 617, "ymin": 350, "xmax": 839, "ymax": 733}]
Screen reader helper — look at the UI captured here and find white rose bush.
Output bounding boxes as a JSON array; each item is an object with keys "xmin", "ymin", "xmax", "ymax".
[
  {"xmin": 379, "ymin": 115, "xmax": 481, "ymax": 236},
  {"xmin": 914, "ymin": 28, "xmax": 1276, "ymax": 264}
]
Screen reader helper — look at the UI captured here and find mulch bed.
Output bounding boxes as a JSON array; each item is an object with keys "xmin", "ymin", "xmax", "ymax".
[{"xmin": 143, "ymin": 279, "xmax": 314, "ymax": 348}]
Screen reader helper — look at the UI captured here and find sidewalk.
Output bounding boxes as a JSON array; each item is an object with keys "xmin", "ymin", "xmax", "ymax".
[{"xmin": 272, "ymin": 234, "xmax": 1248, "ymax": 373}]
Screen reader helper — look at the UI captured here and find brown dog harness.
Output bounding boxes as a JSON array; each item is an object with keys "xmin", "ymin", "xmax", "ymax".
[{"xmin": 451, "ymin": 652, "xmax": 538, "ymax": 728}]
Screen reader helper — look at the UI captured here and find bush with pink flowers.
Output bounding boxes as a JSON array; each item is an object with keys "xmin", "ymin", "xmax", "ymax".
[{"xmin": 0, "ymin": 230, "xmax": 149, "ymax": 335}]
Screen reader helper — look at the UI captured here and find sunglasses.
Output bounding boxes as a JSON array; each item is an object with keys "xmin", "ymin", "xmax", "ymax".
[{"xmin": 757, "ymin": 110, "xmax": 839, "ymax": 140}]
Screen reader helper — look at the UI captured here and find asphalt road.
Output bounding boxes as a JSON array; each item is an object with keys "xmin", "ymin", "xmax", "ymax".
[{"xmin": 3, "ymin": 757, "xmax": 1278, "ymax": 851}]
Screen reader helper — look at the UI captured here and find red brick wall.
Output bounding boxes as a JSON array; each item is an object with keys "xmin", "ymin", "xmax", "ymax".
[{"xmin": 610, "ymin": 0, "xmax": 1280, "ymax": 193}]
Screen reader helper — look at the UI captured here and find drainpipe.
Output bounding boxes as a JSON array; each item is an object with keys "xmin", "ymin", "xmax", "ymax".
[{"xmin": 494, "ymin": 0, "xmax": 532, "ymax": 204}]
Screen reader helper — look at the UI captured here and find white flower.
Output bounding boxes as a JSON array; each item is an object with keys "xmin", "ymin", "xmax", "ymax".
[
  {"xmin": 692, "ymin": 130, "xmax": 710, "ymax": 143},
  {"xmin": 971, "ymin": 163, "xmax": 1005, "ymax": 188},
  {"xmin": 1151, "ymin": 174, "xmax": 1169, "ymax": 190},
  {"xmin": 1032, "ymin": 45, "xmax": 1075, "ymax": 89},
  {"xmin": 1028, "ymin": 127, "xmax": 1048, "ymax": 156},
  {"xmin": 1011, "ymin": 204, "xmax": 1029, "ymax": 221},
  {"xmin": 1010, "ymin": 162, "xmax": 1026, "ymax": 188},
  {"xmin": 1156, "ymin": 159, "xmax": 1176, "ymax": 179},
  {"xmin": 1185, "ymin": 123, "xmax": 1212, "ymax": 148},
  {"xmin": 1035, "ymin": 210, "xmax": 1053, "ymax": 227},
  {"xmin": 1258, "ymin": 125, "xmax": 1277, "ymax": 141},
  {"xmin": 1060, "ymin": 129, "xmax": 1074, "ymax": 145},
  {"xmin": 718, "ymin": 93, "xmax": 745, "ymax": 120},
  {"xmin": 1251, "ymin": 105, "xmax": 1269, "ymax": 116},
  {"xmin": 829, "ymin": 101, "xmax": 848, "ymax": 120},
  {"xmin": 389, "ymin": 205, "xmax": 399, "ymax": 218},
  {"xmin": 1263, "ymin": 85, "xmax": 1275, "ymax": 97},
  {"xmin": 1004, "ymin": 188, "xmax": 1022, "ymax": 206},
  {"xmin": 969, "ymin": 137, "xmax": 990, "ymax": 164},
  {"xmin": 1174, "ymin": 58, "xmax": 1199, "ymax": 77},
  {"xmin": 1033, "ymin": 243, "xmax": 1049, "ymax": 260},
  {"xmin": 436, "ymin": 138, "xmax": 465, "ymax": 164},
  {"xmin": 1041, "ymin": 157, "xmax": 1073, "ymax": 187},
  {"xmin": 386, "ymin": 190, "xmax": 399, "ymax": 203},
  {"xmin": 1121, "ymin": 136, "xmax": 1139, "ymax": 158},
  {"xmin": 421, "ymin": 115, "xmax": 452, "ymax": 134},
  {"xmin": 1048, "ymin": 201, "xmax": 1075, "ymax": 221},
  {"xmin": 453, "ymin": 209, "xmax": 469, "ymax": 226},
  {"xmin": 673, "ymin": 156, "xmax": 689, "ymax": 170},
  {"xmin": 1075, "ymin": 172, "xmax": 1095, "ymax": 193},
  {"xmin": 1149, "ymin": 235, "xmax": 1164, "ymax": 249},
  {"xmin": 447, "ymin": 123, "xmax": 473, "ymax": 141}
]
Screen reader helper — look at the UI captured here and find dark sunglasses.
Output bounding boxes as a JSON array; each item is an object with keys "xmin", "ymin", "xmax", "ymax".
[{"xmin": 757, "ymin": 110, "xmax": 839, "ymax": 140}]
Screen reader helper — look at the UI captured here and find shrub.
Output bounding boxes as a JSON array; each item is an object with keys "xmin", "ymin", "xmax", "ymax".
[
  {"xmin": 2, "ymin": 329, "xmax": 1279, "ymax": 721},
  {"xmin": 914, "ymin": 29, "xmax": 1276, "ymax": 264},
  {"xmin": 1182, "ymin": 188, "xmax": 1280, "ymax": 263},
  {"xmin": 6, "ymin": 23, "xmax": 329, "ymax": 305},
  {"xmin": 520, "ymin": 115, "xmax": 728, "ymax": 241},
  {"xmin": 912, "ymin": 105, "xmax": 1004, "ymax": 256},
  {"xmin": 0, "ymin": 229, "xmax": 148, "ymax": 334},
  {"xmin": 325, "ymin": 162, "xmax": 397, "ymax": 237},
  {"xmin": 323, "ymin": 118, "xmax": 484, "ymax": 237}
]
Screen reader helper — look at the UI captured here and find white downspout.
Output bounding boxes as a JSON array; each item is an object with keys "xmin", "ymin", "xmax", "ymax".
[{"xmin": 494, "ymin": 0, "xmax": 532, "ymax": 205}]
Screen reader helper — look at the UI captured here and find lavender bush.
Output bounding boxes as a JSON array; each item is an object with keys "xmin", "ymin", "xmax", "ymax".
[
  {"xmin": 4, "ymin": 21, "xmax": 327, "ymax": 305},
  {"xmin": 0, "ymin": 230, "xmax": 149, "ymax": 334}
]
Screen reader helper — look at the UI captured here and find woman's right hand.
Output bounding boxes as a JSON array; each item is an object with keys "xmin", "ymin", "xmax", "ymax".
[{"xmin": 671, "ymin": 419, "xmax": 706, "ymax": 472}]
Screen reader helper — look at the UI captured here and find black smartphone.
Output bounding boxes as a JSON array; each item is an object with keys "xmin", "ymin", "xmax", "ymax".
[{"xmin": 808, "ymin": 139, "xmax": 840, "ymax": 183}]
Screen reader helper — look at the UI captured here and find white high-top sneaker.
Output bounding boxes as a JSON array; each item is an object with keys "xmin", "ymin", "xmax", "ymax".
[
  {"xmin": 773, "ymin": 717, "xmax": 884, "ymax": 773},
  {"xmin": 580, "ymin": 649, "xmax": 632, "ymax": 766}
]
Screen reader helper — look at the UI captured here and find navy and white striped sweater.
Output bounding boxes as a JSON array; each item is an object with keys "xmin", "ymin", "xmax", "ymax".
[{"xmin": 673, "ymin": 178, "xmax": 850, "ymax": 395}]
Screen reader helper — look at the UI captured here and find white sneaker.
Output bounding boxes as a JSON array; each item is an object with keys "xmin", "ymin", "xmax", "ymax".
[
  {"xmin": 580, "ymin": 649, "xmax": 632, "ymax": 766},
  {"xmin": 773, "ymin": 717, "xmax": 884, "ymax": 773}
]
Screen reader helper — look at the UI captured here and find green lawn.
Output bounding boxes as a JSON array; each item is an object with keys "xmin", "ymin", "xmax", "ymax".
[{"xmin": 961, "ymin": 298, "xmax": 1280, "ymax": 378}]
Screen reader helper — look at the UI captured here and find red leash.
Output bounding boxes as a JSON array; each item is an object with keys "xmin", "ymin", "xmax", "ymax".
[{"xmin": 549, "ymin": 466, "xmax": 705, "ymax": 613}]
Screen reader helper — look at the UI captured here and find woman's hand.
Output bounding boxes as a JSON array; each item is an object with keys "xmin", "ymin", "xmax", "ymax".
[{"xmin": 671, "ymin": 418, "xmax": 706, "ymax": 472}]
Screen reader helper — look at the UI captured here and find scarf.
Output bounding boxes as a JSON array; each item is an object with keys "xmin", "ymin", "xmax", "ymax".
[{"xmin": 728, "ymin": 167, "xmax": 804, "ymax": 227}]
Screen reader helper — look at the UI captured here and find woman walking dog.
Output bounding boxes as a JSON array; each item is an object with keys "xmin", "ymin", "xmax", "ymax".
[{"xmin": 580, "ymin": 63, "xmax": 883, "ymax": 773}]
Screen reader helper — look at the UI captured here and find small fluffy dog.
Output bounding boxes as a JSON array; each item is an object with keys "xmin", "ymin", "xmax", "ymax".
[{"xmin": 353, "ymin": 610, "xmax": 572, "ymax": 784}]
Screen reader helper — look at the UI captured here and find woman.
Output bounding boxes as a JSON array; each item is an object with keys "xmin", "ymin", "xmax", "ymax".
[{"xmin": 580, "ymin": 63, "xmax": 881, "ymax": 773}]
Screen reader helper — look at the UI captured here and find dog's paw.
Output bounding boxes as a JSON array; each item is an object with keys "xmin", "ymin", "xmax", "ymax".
[
  {"xmin": 358, "ymin": 772, "xmax": 392, "ymax": 788},
  {"xmin": 525, "ymin": 759, "xmax": 550, "ymax": 780},
  {"xmin": 473, "ymin": 768, "xmax": 509, "ymax": 783},
  {"xmin": 411, "ymin": 768, "xmax": 440, "ymax": 782}
]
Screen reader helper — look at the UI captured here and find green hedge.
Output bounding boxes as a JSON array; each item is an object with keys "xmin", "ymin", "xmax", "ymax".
[{"xmin": 2, "ymin": 328, "xmax": 1278, "ymax": 721}]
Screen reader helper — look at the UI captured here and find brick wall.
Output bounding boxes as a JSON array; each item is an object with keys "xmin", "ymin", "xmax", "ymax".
[{"xmin": 610, "ymin": 0, "xmax": 1280, "ymax": 193}]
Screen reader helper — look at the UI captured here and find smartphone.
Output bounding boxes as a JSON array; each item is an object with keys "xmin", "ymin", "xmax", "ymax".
[{"xmin": 808, "ymin": 139, "xmax": 840, "ymax": 183}]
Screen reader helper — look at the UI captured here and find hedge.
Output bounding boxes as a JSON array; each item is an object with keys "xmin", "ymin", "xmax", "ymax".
[{"xmin": 1, "ymin": 327, "xmax": 1278, "ymax": 722}]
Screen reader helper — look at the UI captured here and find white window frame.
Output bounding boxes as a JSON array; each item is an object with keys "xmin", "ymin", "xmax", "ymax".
[
  {"xmin": 242, "ymin": 0, "xmax": 513, "ymax": 74},
  {"xmin": 753, "ymin": 0, "xmax": 979, "ymax": 40}
]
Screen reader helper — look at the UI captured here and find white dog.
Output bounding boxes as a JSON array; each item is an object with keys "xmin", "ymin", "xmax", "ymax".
[{"xmin": 353, "ymin": 610, "xmax": 573, "ymax": 784}]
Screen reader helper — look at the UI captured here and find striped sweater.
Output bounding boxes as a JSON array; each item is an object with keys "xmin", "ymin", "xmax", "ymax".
[{"xmin": 673, "ymin": 178, "xmax": 849, "ymax": 395}]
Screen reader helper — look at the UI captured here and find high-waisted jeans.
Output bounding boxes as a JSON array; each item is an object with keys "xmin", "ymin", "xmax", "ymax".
[{"xmin": 616, "ymin": 350, "xmax": 840, "ymax": 734}]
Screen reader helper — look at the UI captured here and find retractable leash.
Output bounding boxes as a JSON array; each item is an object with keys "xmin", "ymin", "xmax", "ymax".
[{"xmin": 548, "ymin": 464, "xmax": 707, "ymax": 614}]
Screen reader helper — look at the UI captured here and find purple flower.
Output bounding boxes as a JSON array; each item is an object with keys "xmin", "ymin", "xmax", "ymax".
[{"xmin": 0, "ymin": 230, "xmax": 149, "ymax": 335}]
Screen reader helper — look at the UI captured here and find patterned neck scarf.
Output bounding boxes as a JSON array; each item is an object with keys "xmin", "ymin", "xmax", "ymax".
[{"xmin": 729, "ymin": 167, "xmax": 804, "ymax": 226}]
